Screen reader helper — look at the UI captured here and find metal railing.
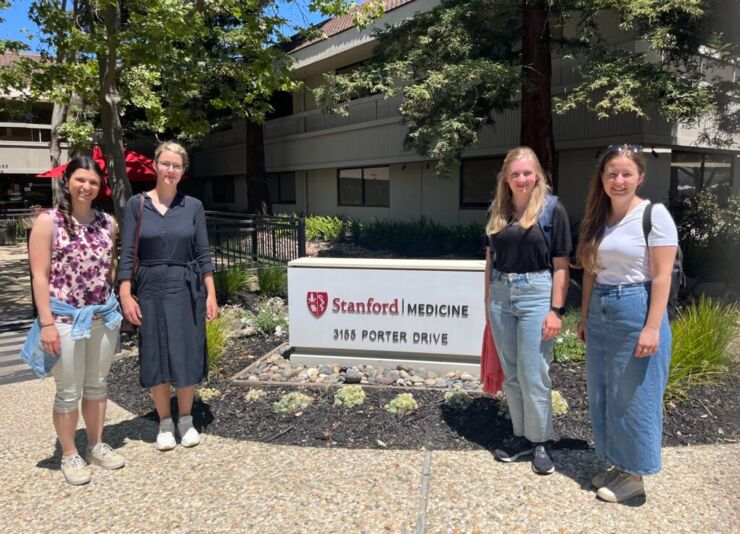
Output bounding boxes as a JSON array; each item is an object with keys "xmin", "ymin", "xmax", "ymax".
[
  {"xmin": 205, "ymin": 211, "xmax": 306, "ymax": 271},
  {"xmin": 0, "ymin": 208, "xmax": 38, "ymax": 244}
]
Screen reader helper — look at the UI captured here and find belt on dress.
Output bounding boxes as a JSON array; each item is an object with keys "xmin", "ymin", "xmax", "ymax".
[{"xmin": 137, "ymin": 260, "xmax": 204, "ymax": 313}]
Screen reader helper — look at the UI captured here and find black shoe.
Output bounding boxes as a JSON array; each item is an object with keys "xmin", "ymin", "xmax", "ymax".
[
  {"xmin": 532, "ymin": 442, "xmax": 555, "ymax": 475},
  {"xmin": 494, "ymin": 436, "xmax": 534, "ymax": 462}
]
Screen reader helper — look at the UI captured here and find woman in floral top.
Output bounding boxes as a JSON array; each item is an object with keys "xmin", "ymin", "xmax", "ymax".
[{"xmin": 28, "ymin": 156, "xmax": 124, "ymax": 486}]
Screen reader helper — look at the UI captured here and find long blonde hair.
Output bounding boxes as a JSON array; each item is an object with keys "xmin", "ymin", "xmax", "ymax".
[
  {"xmin": 576, "ymin": 145, "xmax": 646, "ymax": 274},
  {"xmin": 486, "ymin": 146, "xmax": 551, "ymax": 235}
]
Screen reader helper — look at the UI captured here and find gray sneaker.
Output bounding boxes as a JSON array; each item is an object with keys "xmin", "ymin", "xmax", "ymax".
[
  {"xmin": 86, "ymin": 442, "xmax": 125, "ymax": 470},
  {"xmin": 61, "ymin": 453, "xmax": 91, "ymax": 486},
  {"xmin": 494, "ymin": 436, "xmax": 534, "ymax": 462},
  {"xmin": 591, "ymin": 466, "xmax": 620, "ymax": 489},
  {"xmin": 531, "ymin": 442, "xmax": 555, "ymax": 475},
  {"xmin": 597, "ymin": 472, "xmax": 645, "ymax": 502}
]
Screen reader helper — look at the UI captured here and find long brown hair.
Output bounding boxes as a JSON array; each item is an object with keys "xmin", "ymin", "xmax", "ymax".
[
  {"xmin": 57, "ymin": 156, "xmax": 104, "ymax": 237},
  {"xmin": 576, "ymin": 145, "xmax": 646, "ymax": 274},
  {"xmin": 486, "ymin": 146, "xmax": 551, "ymax": 235}
]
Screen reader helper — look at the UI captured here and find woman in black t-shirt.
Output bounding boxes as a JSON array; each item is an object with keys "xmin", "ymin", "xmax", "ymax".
[{"xmin": 484, "ymin": 146, "xmax": 571, "ymax": 475}]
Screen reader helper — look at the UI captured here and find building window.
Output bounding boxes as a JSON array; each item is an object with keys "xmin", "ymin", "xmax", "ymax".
[
  {"xmin": 212, "ymin": 176, "xmax": 235, "ymax": 203},
  {"xmin": 670, "ymin": 151, "xmax": 734, "ymax": 204},
  {"xmin": 338, "ymin": 166, "xmax": 390, "ymax": 207},
  {"xmin": 267, "ymin": 172, "xmax": 296, "ymax": 204},
  {"xmin": 460, "ymin": 157, "xmax": 502, "ymax": 208}
]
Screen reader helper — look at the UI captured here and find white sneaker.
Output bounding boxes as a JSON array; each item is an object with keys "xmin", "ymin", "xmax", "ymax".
[
  {"xmin": 61, "ymin": 453, "xmax": 91, "ymax": 485},
  {"xmin": 177, "ymin": 415, "xmax": 200, "ymax": 448},
  {"xmin": 597, "ymin": 472, "xmax": 645, "ymax": 502},
  {"xmin": 156, "ymin": 418, "xmax": 176, "ymax": 451},
  {"xmin": 86, "ymin": 442, "xmax": 125, "ymax": 470}
]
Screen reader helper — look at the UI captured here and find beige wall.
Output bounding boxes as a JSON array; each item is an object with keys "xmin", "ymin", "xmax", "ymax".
[
  {"xmin": 0, "ymin": 142, "xmax": 68, "ymax": 174},
  {"xmin": 203, "ymin": 175, "xmax": 249, "ymax": 212}
]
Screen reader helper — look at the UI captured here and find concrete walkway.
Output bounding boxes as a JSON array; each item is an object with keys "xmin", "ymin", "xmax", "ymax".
[{"xmin": 1, "ymin": 244, "xmax": 738, "ymax": 532}]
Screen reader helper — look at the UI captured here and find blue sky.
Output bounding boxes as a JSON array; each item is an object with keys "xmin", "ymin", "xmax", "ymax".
[{"xmin": 0, "ymin": 0, "xmax": 332, "ymax": 53}]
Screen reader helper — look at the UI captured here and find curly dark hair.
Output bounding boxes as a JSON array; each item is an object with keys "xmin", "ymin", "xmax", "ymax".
[{"xmin": 56, "ymin": 156, "xmax": 104, "ymax": 236}]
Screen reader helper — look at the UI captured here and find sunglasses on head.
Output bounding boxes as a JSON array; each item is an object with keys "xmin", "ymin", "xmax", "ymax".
[{"xmin": 607, "ymin": 143, "xmax": 642, "ymax": 154}]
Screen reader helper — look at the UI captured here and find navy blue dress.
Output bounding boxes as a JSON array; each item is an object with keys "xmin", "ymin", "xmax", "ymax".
[{"xmin": 118, "ymin": 193, "xmax": 214, "ymax": 388}]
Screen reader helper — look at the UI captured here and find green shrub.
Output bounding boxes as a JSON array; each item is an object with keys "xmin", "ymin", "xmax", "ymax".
[
  {"xmin": 214, "ymin": 266, "xmax": 249, "ymax": 300},
  {"xmin": 668, "ymin": 296, "xmax": 739, "ymax": 399},
  {"xmin": 444, "ymin": 389, "xmax": 473, "ymax": 410},
  {"xmin": 334, "ymin": 385, "xmax": 366, "ymax": 408},
  {"xmin": 554, "ymin": 329, "xmax": 585, "ymax": 362},
  {"xmin": 245, "ymin": 388, "xmax": 267, "ymax": 403},
  {"xmin": 350, "ymin": 217, "xmax": 484, "ymax": 258},
  {"xmin": 306, "ymin": 215, "xmax": 347, "ymax": 241},
  {"xmin": 273, "ymin": 391, "xmax": 313, "ymax": 414},
  {"xmin": 384, "ymin": 392, "xmax": 418, "ymax": 414},
  {"xmin": 206, "ymin": 317, "xmax": 229, "ymax": 372},
  {"xmin": 196, "ymin": 388, "xmax": 221, "ymax": 402},
  {"xmin": 257, "ymin": 266, "xmax": 287, "ymax": 297},
  {"xmin": 246, "ymin": 297, "xmax": 288, "ymax": 336},
  {"xmin": 671, "ymin": 192, "xmax": 740, "ymax": 280},
  {"xmin": 551, "ymin": 390, "xmax": 569, "ymax": 417}
]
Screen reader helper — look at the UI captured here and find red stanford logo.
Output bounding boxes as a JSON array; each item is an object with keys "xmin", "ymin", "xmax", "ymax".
[{"xmin": 306, "ymin": 291, "xmax": 328, "ymax": 318}]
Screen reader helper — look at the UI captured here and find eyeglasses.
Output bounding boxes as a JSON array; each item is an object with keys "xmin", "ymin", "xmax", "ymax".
[
  {"xmin": 607, "ymin": 144, "xmax": 642, "ymax": 154},
  {"xmin": 157, "ymin": 161, "xmax": 184, "ymax": 173}
]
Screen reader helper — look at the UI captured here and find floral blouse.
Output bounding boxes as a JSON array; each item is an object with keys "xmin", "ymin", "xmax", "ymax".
[{"xmin": 48, "ymin": 209, "xmax": 114, "ymax": 310}]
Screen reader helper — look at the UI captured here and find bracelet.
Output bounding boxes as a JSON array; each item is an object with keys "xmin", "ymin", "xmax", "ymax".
[{"xmin": 40, "ymin": 322, "xmax": 55, "ymax": 328}]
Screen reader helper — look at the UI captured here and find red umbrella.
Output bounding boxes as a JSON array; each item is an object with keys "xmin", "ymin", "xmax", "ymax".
[
  {"xmin": 36, "ymin": 146, "xmax": 156, "ymax": 182},
  {"xmin": 36, "ymin": 146, "xmax": 157, "ymax": 199}
]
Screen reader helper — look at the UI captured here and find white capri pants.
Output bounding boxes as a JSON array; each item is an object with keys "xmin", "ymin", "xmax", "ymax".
[{"xmin": 51, "ymin": 318, "xmax": 119, "ymax": 413}]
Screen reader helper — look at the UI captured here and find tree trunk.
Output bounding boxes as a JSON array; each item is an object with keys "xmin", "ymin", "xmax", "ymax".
[
  {"xmin": 245, "ymin": 119, "xmax": 272, "ymax": 215},
  {"xmin": 49, "ymin": 101, "xmax": 68, "ymax": 207},
  {"xmin": 97, "ymin": 0, "xmax": 131, "ymax": 223},
  {"xmin": 520, "ymin": 0, "xmax": 556, "ymax": 185}
]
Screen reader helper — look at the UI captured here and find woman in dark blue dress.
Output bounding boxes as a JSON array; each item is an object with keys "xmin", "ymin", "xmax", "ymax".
[{"xmin": 118, "ymin": 141, "xmax": 218, "ymax": 451}]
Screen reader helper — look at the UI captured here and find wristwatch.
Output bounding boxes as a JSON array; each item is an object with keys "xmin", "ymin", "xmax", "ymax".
[{"xmin": 550, "ymin": 306, "xmax": 565, "ymax": 316}]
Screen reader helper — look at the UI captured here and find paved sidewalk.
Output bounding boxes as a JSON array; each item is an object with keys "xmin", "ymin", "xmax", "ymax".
[
  {"xmin": 0, "ymin": 244, "xmax": 33, "ymax": 321},
  {"xmin": 0, "ymin": 378, "xmax": 737, "ymax": 533},
  {"xmin": 2, "ymin": 243, "xmax": 738, "ymax": 532}
]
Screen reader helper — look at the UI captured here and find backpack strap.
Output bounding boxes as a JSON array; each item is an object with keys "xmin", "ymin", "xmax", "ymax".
[
  {"xmin": 642, "ymin": 202, "xmax": 654, "ymax": 246},
  {"xmin": 538, "ymin": 194, "xmax": 558, "ymax": 254}
]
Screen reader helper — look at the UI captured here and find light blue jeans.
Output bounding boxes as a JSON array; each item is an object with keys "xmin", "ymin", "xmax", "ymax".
[
  {"xmin": 586, "ymin": 282, "xmax": 671, "ymax": 475},
  {"xmin": 489, "ymin": 269, "xmax": 554, "ymax": 443}
]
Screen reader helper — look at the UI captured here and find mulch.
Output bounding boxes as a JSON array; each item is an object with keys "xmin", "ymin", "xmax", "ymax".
[{"xmin": 107, "ymin": 332, "xmax": 740, "ymax": 451}]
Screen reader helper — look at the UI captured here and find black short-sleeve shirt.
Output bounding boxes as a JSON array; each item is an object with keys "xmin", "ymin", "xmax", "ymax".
[{"xmin": 488, "ymin": 201, "xmax": 571, "ymax": 273}]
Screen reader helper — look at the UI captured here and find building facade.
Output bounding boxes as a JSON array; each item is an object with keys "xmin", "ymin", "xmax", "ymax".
[
  {"xmin": 0, "ymin": 52, "xmax": 66, "ymax": 207},
  {"xmin": 191, "ymin": 0, "xmax": 740, "ymax": 224}
]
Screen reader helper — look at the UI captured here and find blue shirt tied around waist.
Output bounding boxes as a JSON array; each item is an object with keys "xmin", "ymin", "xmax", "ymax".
[{"xmin": 20, "ymin": 292, "xmax": 122, "ymax": 378}]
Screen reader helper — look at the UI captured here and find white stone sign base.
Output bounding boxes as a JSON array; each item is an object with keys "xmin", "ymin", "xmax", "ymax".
[{"xmin": 288, "ymin": 257, "xmax": 486, "ymax": 374}]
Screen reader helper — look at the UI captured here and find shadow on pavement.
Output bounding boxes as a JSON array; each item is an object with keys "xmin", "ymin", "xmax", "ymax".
[{"xmin": 36, "ymin": 397, "xmax": 214, "ymax": 471}]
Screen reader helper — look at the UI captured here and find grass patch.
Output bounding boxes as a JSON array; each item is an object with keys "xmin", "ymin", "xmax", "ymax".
[
  {"xmin": 668, "ymin": 296, "xmax": 739, "ymax": 400},
  {"xmin": 257, "ymin": 266, "xmax": 287, "ymax": 297},
  {"xmin": 214, "ymin": 266, "xmax": 249, "ymax": 300},
  {"xmin": 206, "ymin": 317, "xmax": 229, "ymax": 373}
]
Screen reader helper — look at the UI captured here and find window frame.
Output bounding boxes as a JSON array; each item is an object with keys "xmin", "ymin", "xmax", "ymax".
[
  {"xmin": 211, "ymin": 175, "xmax": 236, "ymax": 204},
  {"xmin": 670, "ymin": 150, "xmax": 735, "ymax": 204},
  {"xmin": 459, "ymin": 156, "xmax": 504, "ymax": 209},
  {"xmin": 337, "ymin": 166, "xmax": 390, "ymax": 208}
]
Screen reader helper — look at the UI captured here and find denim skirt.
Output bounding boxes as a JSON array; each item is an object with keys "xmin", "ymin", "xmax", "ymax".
[{"xmin": 586, "ymin": 282, "xmax": 671, "ymax": 475}]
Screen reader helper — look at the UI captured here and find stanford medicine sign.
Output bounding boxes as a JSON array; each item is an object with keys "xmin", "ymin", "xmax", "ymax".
[{"xmin": 288, "ymin": 258, "xmax": 486, "ymax": 373}]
